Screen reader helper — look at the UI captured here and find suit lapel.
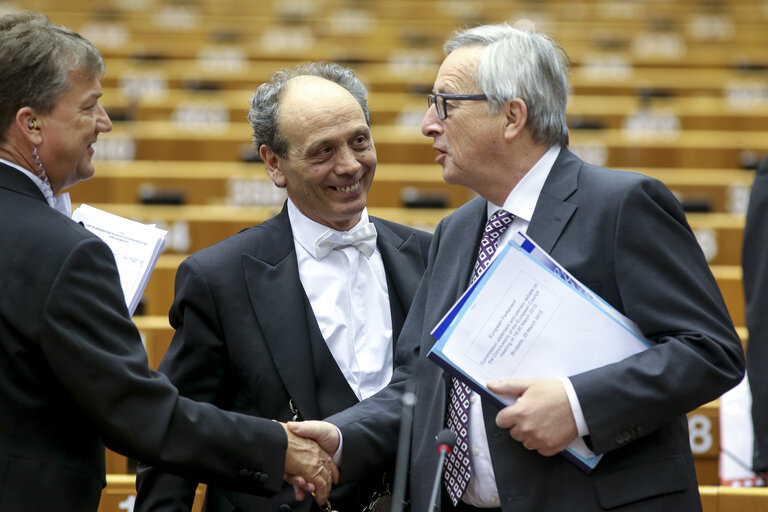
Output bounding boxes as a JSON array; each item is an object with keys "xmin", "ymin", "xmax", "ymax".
[
  {"xmin": 455, "ymin": 197, "xmax": 489, "ymax": 294},
  {"xmin": 372, "ymin": 218, "xmax": 423, "ymax": 345},
  {"xmin": 242, "ymin": 207, "xmax": 322, "ymax": 420},
  {"xmin": 432, "ymin": 198, "xmax": 487, "ymax": 412},
  {"xmin": 526, "ymin": 148, "xmax": 580, "ymax": 253}
]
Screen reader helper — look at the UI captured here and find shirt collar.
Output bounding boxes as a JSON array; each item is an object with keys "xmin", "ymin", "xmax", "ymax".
[
  {"xmin": 0, "ymin": 157, "xmax": 71, "ymax": 216},
  {"xmin": 487, "ymin": 145, "xmax": 561, "ymax": 220},
  {"xmin": 286, "ymin": 198, "xmax": 372, "ymax": 258}
]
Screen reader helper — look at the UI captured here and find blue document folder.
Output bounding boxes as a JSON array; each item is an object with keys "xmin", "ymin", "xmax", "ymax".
[{"xmin": 428, "ymin": 232, "xmax": 651, "ymax": 472}]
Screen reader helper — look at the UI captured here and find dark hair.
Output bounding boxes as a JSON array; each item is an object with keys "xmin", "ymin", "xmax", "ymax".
[{"xmin": 0, "ymin": 11, "xmax": 105, "ymax": 142}]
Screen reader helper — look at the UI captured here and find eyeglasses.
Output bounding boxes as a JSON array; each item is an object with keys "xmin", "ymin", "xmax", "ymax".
[{"xmin": 427, "ymin": 93, "xmax": 488, "ymax": 120}]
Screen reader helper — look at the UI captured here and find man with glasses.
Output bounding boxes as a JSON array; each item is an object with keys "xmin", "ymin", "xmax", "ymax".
[{"xmin": 292, "ymin": 23, "xmax": 744, "ymax": 511}]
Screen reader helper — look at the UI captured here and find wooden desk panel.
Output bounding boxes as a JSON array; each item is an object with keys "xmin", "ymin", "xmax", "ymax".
[
  {"xmin": 98, "ymin": 88, "xmax": 768, "ymax": 134},
  {"xmin": 99, "ymin": 474, "xmax": 204, "ymax": 512},
  {"xmin": 71, "ymin": 161, "xmax": 475, "ymax": 209},
  {"xmin": 92, "ymin": 122, "xmax": 768, "ymax": 171},
  {"xmin": 74, "ymin": 161, "xmax": 753, "ymax": 215},
  {"xmin": 700, "ymin": 485, "xmax": 768, "ymax": 512}
]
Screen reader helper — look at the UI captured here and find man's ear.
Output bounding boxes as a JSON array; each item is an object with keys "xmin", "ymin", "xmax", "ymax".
[
  {"xmin": 502, "ymin": 98, "xmax": 528, "ymax": 141},
  {"xmin": 16, "ymin": 107, "xmax": 42, "ymax": 145},
  {"xmin": 260, "ymin": 145, "xmax": 287, "ymax": 188}
]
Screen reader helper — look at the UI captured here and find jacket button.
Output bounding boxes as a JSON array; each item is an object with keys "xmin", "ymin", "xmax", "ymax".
[
  {"xmin": 238, "ymin": 469, "xmax": 250, "ymax": 478},
  {"xmin": 259, "ymin": 473, "xmax": 269, "ymax": 484}
]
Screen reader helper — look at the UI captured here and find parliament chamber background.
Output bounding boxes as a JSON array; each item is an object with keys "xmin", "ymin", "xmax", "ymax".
[{"xmin": 11, "ymin": 0, "xmax": 768, "ymax": 509}]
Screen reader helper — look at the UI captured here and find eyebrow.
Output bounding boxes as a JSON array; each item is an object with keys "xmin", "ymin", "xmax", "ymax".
[{"xmin": 79, "ymin": 92, "xmax": 102, "ymax": 106}]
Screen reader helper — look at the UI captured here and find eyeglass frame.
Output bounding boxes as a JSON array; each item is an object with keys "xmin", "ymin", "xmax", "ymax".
[{"xmin": 427, "ymin": 93, "xmax": 488, "ymax": 120}]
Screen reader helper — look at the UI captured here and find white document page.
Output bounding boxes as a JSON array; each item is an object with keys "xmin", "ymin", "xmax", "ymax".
[{"xmin": 72, "ymin": 204, "xmax": 167, "ymax": 315}]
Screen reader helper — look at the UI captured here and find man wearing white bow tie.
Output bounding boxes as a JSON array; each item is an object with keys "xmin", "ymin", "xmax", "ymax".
[{"xmin": 135, "ymin": 62, "xmax": 433, "ymax": 512}]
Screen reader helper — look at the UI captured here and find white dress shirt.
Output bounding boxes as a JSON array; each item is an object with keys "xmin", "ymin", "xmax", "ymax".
[
  {"xmin": 1, "ymin": 158, "xmax": 71, "ymax": 216},
  {"xmin": 461, "ymin": 145, "xmax": 590, "ymax": 507},
  {"xmin": 287, "ymin": 199, "xmax": 393, "ymax": 402}
]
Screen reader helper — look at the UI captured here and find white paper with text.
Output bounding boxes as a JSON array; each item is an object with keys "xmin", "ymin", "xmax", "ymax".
[{"xmin": 72, "ymin": 204, "xmax": 167, "ymax": 315}]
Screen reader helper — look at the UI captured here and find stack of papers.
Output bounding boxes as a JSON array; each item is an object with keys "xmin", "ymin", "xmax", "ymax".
[
  {"xmin": 428, "ymin": 232, "xmax": 650, "ymax": 471},
  {"xmin": 72, "ymin": 204, "xmax": 167, "ymax": 316}
]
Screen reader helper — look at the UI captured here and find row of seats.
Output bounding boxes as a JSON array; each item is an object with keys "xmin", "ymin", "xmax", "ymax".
[
  {"xmin": 135, "ymin": 255, "xmax": 744, "ymax": 324},
  {"xmin": 68, "ymin": 201, "xmax": 747, "ymax": 265},
  {"xmin": 43, "ymin": 0, "xmax": 768, "ymax": 20},
  {"xmin": 45, "ymin": 1, "xmax": 768, "ymax": 34},
  {"xmin": 88, "ymin": 121, "xmax": 768, "ymax": 169},
  {"xmin": 39, "ymin": 3, "xmax": 768, "ymax": 71},
  {"xmin": 70, "ymin": 161, "xmax": 475, "ymax": 209},
  {"xmin": 71, "ymin": 162, "xmax": 752, "ymax": 212},
  {"xmin": 98, "ymin": 87, "xmax": 768, "ymax": 132},
  {"xmin": 47, "ymin": 25, "xmax": 768, "ymax": 70},
  {"xmin": 93, "ymin": 57, "xmax": 768, "ymax": 95}
]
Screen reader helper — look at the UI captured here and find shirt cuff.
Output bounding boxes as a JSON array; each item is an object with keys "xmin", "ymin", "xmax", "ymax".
[
  {"xmin": 332, "ymin": 425, "xmax": 343, "ymax": 467},
  {"xmin": 560, "ymin": 377, "xmax": 589, "ymax": 437}
]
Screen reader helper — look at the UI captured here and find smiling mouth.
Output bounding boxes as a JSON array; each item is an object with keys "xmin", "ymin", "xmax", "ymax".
[{"xmin": 334, "ymin": 181, "xmax": 361, "ymax": 194}]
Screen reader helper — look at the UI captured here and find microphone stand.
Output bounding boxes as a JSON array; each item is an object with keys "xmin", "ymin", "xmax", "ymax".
[
  {"xmin": 428, "ymin": 429, "xmax": 457, "ymax": 512},
  {"xmin": 391, "ymin": 380, "xmax": 416, "ymax": 512}
]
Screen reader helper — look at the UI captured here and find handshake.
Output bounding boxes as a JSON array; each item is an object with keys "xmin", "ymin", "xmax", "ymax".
[{"xmin": 281, "ymin": 420, "xmax": 342, "ymax": 506}]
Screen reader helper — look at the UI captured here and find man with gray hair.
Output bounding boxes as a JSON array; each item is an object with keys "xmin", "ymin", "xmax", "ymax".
[
  {"xmin": 292, "ymin": 23, "xmax": 744, "ymax": 511},
  {"xmin": 0, "ymin": 12, "xmax": 335, "ymax": 511},
  {"xmin": 135, "ymin": 62, "xmax": 432, "ymax": 511}
]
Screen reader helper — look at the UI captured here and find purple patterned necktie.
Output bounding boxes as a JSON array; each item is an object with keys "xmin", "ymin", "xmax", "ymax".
[{"xmin": 444, "ymin": 209, "xmax": 514, "ymax": 505}]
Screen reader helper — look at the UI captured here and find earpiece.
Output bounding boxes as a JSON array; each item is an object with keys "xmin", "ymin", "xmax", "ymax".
[{"xmin": 28, "ymin": 119, "xmax": 38, "ymax": 130}]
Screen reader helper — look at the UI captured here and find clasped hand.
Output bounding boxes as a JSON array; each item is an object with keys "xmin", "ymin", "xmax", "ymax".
[
  {"xmin": 281, "ymin": 380, "xmax": 579, "ymax": 502},
  {"xmin": 281, "ymin": 422, "xmax": 339, "ymax": 505}
]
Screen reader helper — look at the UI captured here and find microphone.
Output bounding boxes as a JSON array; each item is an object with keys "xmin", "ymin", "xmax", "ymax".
[{"xmin": 428, "ymin": 428, "xmax": 458, "ymax": 511}]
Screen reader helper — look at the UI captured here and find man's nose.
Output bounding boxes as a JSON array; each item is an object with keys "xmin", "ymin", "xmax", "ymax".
[
  {"xmin": 421, "ymin": 104, "xmax": 442, "ymax": 137},
  {"xmin": 335, "ymin": 145, "xmax": 361, "ymax": 174}
]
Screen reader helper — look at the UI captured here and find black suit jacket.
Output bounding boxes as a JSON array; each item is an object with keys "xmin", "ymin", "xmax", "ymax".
[
  {"xmin": 744, "ymin": 156, "xmax": 768, "ymax": 472},
  {"xmin": 329, "ymin": 148, "xmax": 744, "ymax": 511},
  {"xmin": 0, "ymin": 164, "xmax": 300, "ymax": 511},
  {"xmin": 135, "ymin": 205, "xmax": 432, "ymax": 511}
]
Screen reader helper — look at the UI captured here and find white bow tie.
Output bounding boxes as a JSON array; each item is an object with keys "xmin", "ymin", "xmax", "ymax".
[{"xmin": 314, "ymin": 222, "xmax": 378, "ymax": 259}]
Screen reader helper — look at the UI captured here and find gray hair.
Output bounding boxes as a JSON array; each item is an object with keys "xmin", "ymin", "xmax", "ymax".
[
  {"xmin": 0, "ymin": 11, "xmax": 105, "ymax": 142},
  {"xmin": 248, "ymin": 62, "xmax": 370, "ymax": 158},
  {"xmin": 444, "ymin": 23, "xmax": 570, "ymax": 147}
]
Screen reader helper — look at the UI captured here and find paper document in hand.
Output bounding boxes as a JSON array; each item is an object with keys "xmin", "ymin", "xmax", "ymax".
[
  {"xmin": 72, "ymin": 204, "xmax": 167, "ymax": 316},
  {"xmin": 428, "ymin": 232, "xmax": 650, "ymax": 471}
]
